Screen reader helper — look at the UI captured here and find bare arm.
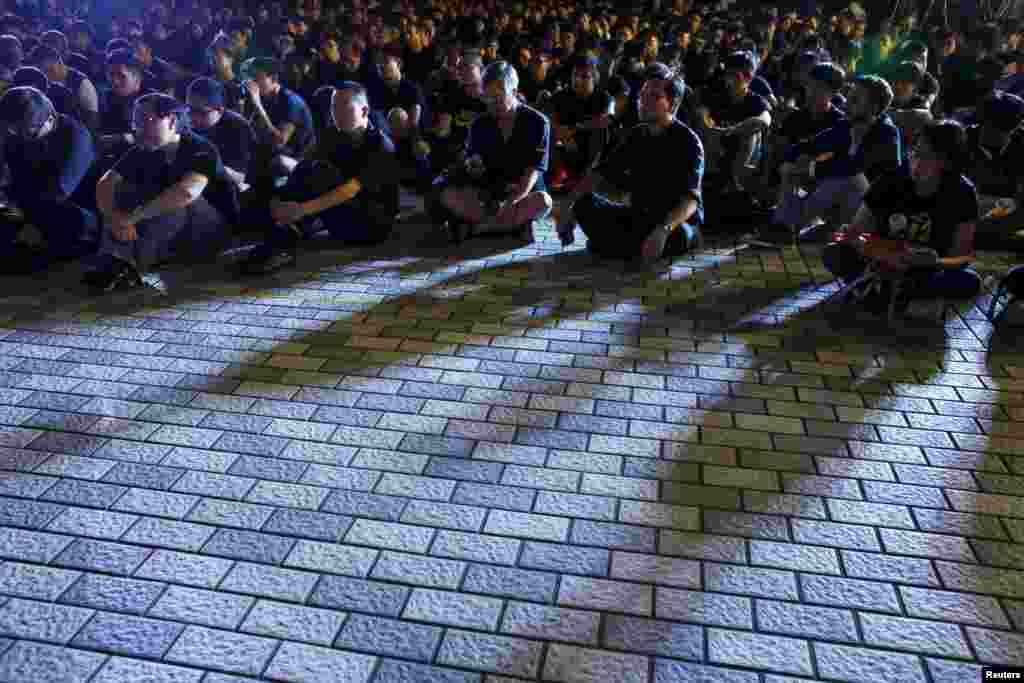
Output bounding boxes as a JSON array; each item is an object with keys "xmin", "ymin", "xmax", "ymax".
[
  {"xmin": 96, "ymin": 169, "xmax": 124, "ymax": 219},
  {"xmin": 720, "ymin": 110, "xmax": 772, "ymax": 137},
  {"xmin": 127, "ymin": 172, "xmax": 209, "ymax": 223},
  {"xmin": 300, "ymin": 177, "xmax": 362, "ymax": 216},
  {"xmin": 506, "ymin": 168, "xmax": 540, "ymax": 203}
]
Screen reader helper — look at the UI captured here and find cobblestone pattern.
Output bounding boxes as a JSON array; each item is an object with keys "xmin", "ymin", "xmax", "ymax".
[{"xmin": 0, "ymin": 225, "xmax": 1019, "ymax": 682}]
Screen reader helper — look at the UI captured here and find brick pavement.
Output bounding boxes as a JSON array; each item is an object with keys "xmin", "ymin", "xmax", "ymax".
[{"xmin": 0, "ymin": 219, "xmax": 1019, "ymax": 682}]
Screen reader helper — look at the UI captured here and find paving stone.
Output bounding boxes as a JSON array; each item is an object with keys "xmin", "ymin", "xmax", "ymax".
[
  {"xmin": 310, "ymin": 576, "xmax": 409, "ymax": 616},
  {"xmin": 966, "ymin": 627, "xmax": 1024, "ymax": 665},
  {"xmin": 284, "ymin": 540, "xmax": 378, "ymax": 577},
  {"xmin": 814, "ymin": 643, "xmax": 927, "ymax": 683},
  {"xmin": 899, "ymin": 586, "xmax": 1010, "ymax": 627},
  {"xmin": 543, "ymin": 644, "xmax": 650, "ymax": 683},
  {"xmin": 149, "ymin": 585, "xmax": 255, "ymax": 629},
  {"xmin": 335, "ymin": 613, "xmax": 442, "ymax": 661},
  {"xmin": 558, "ymin": 575, "xmax": 652, "ymax": 616},
  {"xmin": 437, "ymin": 630, "xmax": 542, "ymax": 678},
  {"xmin": 519, "ymin": 541, "xmax": 609, "ymax": 576},
  {"xmin": 452, "ymin": 483, "xmax": 537, "ymax": 511},
  {"xmin": 653, "ymin": 660, "xmax": 758, "ymax": 683},
  {"xmin": 705, "ymin": 563, "xmax": 798, "ymax": 600},
  {"xmin": 0, "ymin": 641, "xmax": 107, "ymax": 683},
  {"xmin": 73, "ymin": 611, "xmax": 184, "ymax": 659},
  {"xmin": 708, "ymin": 630, "xmax": 813, "ymax": 676},
  {"xmin": 372, "ymin": 551, "xmax": 466, "ymax": 589},
  {"xmin": 372, "ymin": 660, "xmax": 481, "ymax": 683},
  {"xmin": 463, "ymin": 564, "xmax": 558, "ymax": 602},
  {"xmin": 47, "ymin": 507, "xmax": 139, "ymax": 539},
  {"xmin": 240, "ymin": 599, "xmax": 347, "ymax": 645},
  {"xmin": 800, "ymin": 574, "xmax": 902, "ymax": 613},
  {"xmin": 610, "ymin": 552, "xmax": 701, "ymax": 589},
  {"xmin": 756, "ymin": 599, "xmax": 858, "ymax": 643},
  {"xmin": 202, "ymin": 529, "xmax": 294, "ymax": 565},
  {"xmin": 403, "ymin": 588, "xmax": 504, "ymax": 629},
  {"xmin": 121, "ymin": 517, "xmax": 214, "ymax": 552},
  {"xmin": 0, "ymin": 528, "xmax": 74, "ymax": 564},
  {"xmin": 59, "ymin": 573, "xmax": 165, "ymax": 614},
  {"xmin": 166, "ymin": 626, "xmax": 278, "ymax": 676},
  {"xmin": 90, "ymin": 657, "xmax": 204, "ymax": 683},
  {"xmin": 220, "ymin": 562, "xmax": 320, "ymax": 602},
  {"xmin": 134, "ymin": 550, "xmax": 234, "ymax": 589},
  {"xmin": 603, "ymin": 615, "xmax": 703, "ymax": 659}
]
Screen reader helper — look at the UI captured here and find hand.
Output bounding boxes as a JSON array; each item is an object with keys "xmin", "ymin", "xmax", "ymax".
[
  {"xmin": 641, "ymin": 225, "xmax": 670, "ymax": 264},
  {"xmin": 244, "ymin": 80, "xmax": 261, "ymax": 105},
  {"xmin": 270, "ymin": 200, "xmax": 307, "ymax": 226},
  {"xmin": 109, "ymin": 211, "xmax": 137, "ymax": 242}
]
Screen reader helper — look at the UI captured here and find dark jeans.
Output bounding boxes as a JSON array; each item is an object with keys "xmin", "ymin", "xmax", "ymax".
[
  {"xmin": 100, "ymin": 184, "xmax": 228, "ymax": 269},
  {"xmin": 575, "ymin": 193, "xmax": 700, "ymax": 259},
  {"xmin": 265, "ymin": 160, "xmax": 392, "ymax": 249},
  {"xmin": 3, "ymin": 192, "xmax": 99, "ymax": 259},
  {"xmin": 822, "ymin": 240, "xmax": 983, "ymax": 300}
]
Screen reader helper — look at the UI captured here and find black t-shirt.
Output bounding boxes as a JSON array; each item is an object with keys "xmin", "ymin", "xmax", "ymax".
[
  {"xmin": 100, "ymin": 88, "xmax": 156, "ymax": 136},
  {"xmin": 5, "ymin": 113, "xmax": 95, "ymax": 200},
  {"xmin": 312, "ymin": 125, "xmax": 401, "ymax": 224},
  {"xmin": 466, "ymin": 104, "xmax": 551, "ymax": 192},
  {"xmin": 705, "ymin": 90, "xmax": 771, "ymax": 128},
  {"xmin": 596, "ymin": 120, "xmax": 705, "ymax": 226},
  {"xmin": 197, "ymin": 109, "xmax": 256, "ymax": 175},
  {"xmin": 372, "ymin": 78, "xmax": 423, "ymax": 117},
  {"xmin": 779, "ymin": 106, "xmax": 846, "ymax": 145},
  {"xmin": 113, "ymin": 130, "xmax": 222, "ymax": 204},
  {"xmin": 865, "ymin": 169, "xmax": 978, "ymax": 256},
  {"xmin": 551, "ymin": 89, "xmax": 612, "ymax": 127},
  {"xmin": 439, "ymin": 87, "xmax": 487, "ymax": 150}
]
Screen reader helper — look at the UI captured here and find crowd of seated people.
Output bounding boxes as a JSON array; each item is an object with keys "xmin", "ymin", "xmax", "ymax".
[{"xmin": 0, "ymin": 0, "xmax": 1020, "ymax": 313}]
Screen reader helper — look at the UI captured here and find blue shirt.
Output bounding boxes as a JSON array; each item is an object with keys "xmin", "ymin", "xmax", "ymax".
[
  {"xmin": 5, "ymin": 113, "xmax": 95, "ymax": 201},
  {"xmin": 252, "ymin": 86, "xmax": 315, "ymax": 158},
  {"xmin": 787, "ymin": 113, "xmax": 903, "ymax": 182},
  {"xmin": 466, "ymin": 104, "xmax": 551, "ymax": 193},
  {"xmin": 597, "ymin": 120, "xmax": 704, "ymax": 226}
]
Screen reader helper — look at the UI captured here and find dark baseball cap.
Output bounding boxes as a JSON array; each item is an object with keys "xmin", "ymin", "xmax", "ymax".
[
  {"xmin": 981, "ymin": 90, "xmax": 1024, "ymax": 131},
  {"xmin": 186, "ymin": 77, "xmax": 226, "ymax": 107},
  {"xmin": 0, "ymin": 85, "xmax": 54, "ymax": 136}
]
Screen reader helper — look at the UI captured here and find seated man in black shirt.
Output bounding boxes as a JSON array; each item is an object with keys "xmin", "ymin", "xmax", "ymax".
[
  {"xmin": 30, "ymin": 44, "xmax": 99, "ymax": 130},
  {"xmin": 765, "ymin": 75, "xmax": 903, "ymax": 243},
  {"xmin": 698, "ymin": 50, "xmax": 772, "ymax": 193},
  {"xmin": 86, "ymin": 93, "xmax": 230, "ymax": 291},
  {"xmin": 436, "ymin": 61, "xmax": 553, "ymax": 242},
  {"xmin": 241, "ymin": 81, "xmax": 400, "ymax": 274},
  {"xmin": 242, "ymin": 57, "xmax": 315, "ymax": 193},
  {"xmin": 968, "ymin": 90, "xmax": 1024, "ymax": 248},
  {"xmin": 372, "ymin": 49, "xmax": 424, "ymax": 130},
  {"xmin": 97, "ymin": 49, "xmax": 154, "ymax": 161},
  {"xmin": 0, "ymin": 86, "xmax": 97, "ymax": 261},
  {"xmin": 187, "ymin": 78, "xmax": 255, "ymax": 194},
  {"xmin": 557, "ymin": 72, "xmax": 703, "ymax": 263},
  {"xmin": 549, "ymin": 54, "xmax": 613, "ymax": 189},
  {"xmin": 824, "ymin": 119, "xmax": 981, "ymax": 309},
  {"xmin": 12, "ymin": 66, "xmax": 77, "ymax": 121}
]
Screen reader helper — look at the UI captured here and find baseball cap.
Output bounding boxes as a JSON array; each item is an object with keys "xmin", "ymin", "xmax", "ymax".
[
  {"xmin": 808, "ymin": 62, "xmax": 845, "ymax": 92},
  {"xmin": 981, "ymin": 90, "xmax": 1024, "ymax": 131},
  {"xmin": 186, "ymin": 77, "xmax": 226, "ymax": 107}
]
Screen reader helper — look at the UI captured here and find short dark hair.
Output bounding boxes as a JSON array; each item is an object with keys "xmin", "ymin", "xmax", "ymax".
[
  {"xmin": 918, "ymin": 119, "xmax": 968, "ymax": 171},
  {"xmin": 0, "ymin": 85, "xmax": 55, "ymax": 135},
  {"xmin": 186, "ymin": 77, "xmax": 226, "ymax": 107},
  {"xmin": 335, "ymin": 80, "xmax": 369, "ymax": 107},
  {"xmin": 28, "ymin": 45, "xmax": 61, "ymax": 68},
  {"xmin": 853, "ymin": 74, "xmax": 894, "ymax": 114},
  {"xmin": 0, "ymin": 34, "xmax": 22, "ymax": 70},
  {"xmin": 106, "ymin": 48, "xmax": 144, "ymax": 74}
]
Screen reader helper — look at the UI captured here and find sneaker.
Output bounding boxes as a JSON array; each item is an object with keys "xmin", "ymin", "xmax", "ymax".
[
  {"xmin": 82, "ymin": 258, "xmax": 142, "ymax": 293},
  {"xmin": 241, "ymin": 247, "xmax": 296, "ymax": 275}
]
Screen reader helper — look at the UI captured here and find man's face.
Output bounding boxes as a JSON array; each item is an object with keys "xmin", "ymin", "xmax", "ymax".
[
  {"xmin": 517, "ymin": 48, "xmax": 531, "ymax": 67},
  {"xmin": 483, "ymin": 78, "xmax": 516, "ymax": 118},
  {"xmin": 381, "ymin": 56, "xmax": 401, "ymax": 83},
  {"xmin": 332, "ymin": 88, "xmax": 368, "ymax": 132},
  {"xmin": 253, "ymin": 71, "xmax": 278, "ymax": 97},
  {"xmin": 459, "ymin": 60, "xmax": 481, "ymax": 88},
  {"xmin": 639, "ymin": 78, "xmax": 672, "ymax": 122},
  {"xmin": 109, "ymin": 63, "xmax": 142, "ymax": 97},
  {"xmin": 531, "ymin": 54, "xmax": 549, "ymax": 79},
  {"xmin": 806, "ymin": 79, "xmax": 833, "ymax": 112},
  {"xmin": 572, "ymin": 65, "xmax": 595, "ymax": 97},
  {"xmin": 135, "ymin": 107, "xmax": 177, "ymax": 148},
  {"xmin": 677, "ymin": 31, "xmax": 690, "ymax": 49},
  {"xmin": 644, "ymin": 34, "xmax": 659, "ymax": 58},
  {"xmin": 187, "ymin": 96, "xmax": 223, "ymax": 130},
  {"xmin": 563, "ymin": 32, "xmax": 576, "ymax": 52}
]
